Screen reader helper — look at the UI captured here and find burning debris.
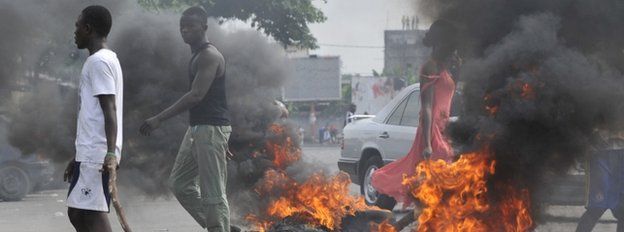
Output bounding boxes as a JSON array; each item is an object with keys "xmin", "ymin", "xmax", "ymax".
[
  {"xmin": 404, "ymin": 152, "xmax": 532, "ymax": 231},
  {"xmin": 226, "ymin": 122, "xmax": 301, "ymax": 194},
  {"xmin": 227, "ymin": 122, "xmax": 393, "ymax": 231},
  {"xmin": 246, "ymin": 170, "xmax": 394, "ymax": 232},
  {"xmin": 412, "ymin": 0, "xmax": 624, "ymax": 229},
  {"xmin": 6, "ymin": 0, "xmax": 624, "ymax": 230},
  {"xmin": 249, "ymin": 171, "xmax": 369, "ymax": 230}
]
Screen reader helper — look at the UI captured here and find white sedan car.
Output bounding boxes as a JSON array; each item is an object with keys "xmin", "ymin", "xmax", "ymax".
[
  {"xmin": 339, "ymin": 84, "xmax": 423, "ymax": 209},
  {"xmin": 339, "ymin": 83, "xmax": 586, "ymax": 210}
]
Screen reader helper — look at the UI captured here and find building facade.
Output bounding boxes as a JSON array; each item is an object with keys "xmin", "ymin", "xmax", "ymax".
[{"xmin": 384, "ymin": 30, "xmax": 430, "ymax": 79}]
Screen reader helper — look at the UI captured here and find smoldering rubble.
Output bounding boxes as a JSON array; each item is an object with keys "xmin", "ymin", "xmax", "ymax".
[{"xmin": 417, "ymin": 0, "xmax": 624, "ymax": 220}]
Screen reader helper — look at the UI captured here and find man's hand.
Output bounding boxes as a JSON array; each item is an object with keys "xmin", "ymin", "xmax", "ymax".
[
  {"xmin": 140, "ymin": 116, "xmax": 160, "ymax": 136},
  {"xmin": 63, "ymin": 160, "xmax": 76, "ymax": 183},
  {"xmin": 102, "ymin": 155, "xmax": 117, "ymax": 173},
  {"xmin": 422, "ymin": 146, "xmax": 433, "ymax": 160}
]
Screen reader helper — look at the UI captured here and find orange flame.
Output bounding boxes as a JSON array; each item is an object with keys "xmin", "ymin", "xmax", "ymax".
[
  {"xmin": 514, "ymin": 80, "xmax": 536, "ymax": 100},
  {"xmin": 372, "ymin": 220, "xmax": 398, "ymax": 232},
  {"xmin": 266, "ymin": 124, "xmax": 301, "ymax": 169},
  {"xmin": 248, "ymin": 123, "xmax": 382, "ymax": 231},
  {"xmin": 485, "ymin": 105, "xmax": 499, "ymax": 116},
  {"xmin": 403, "ymin": 152, "xmax": 534, "ymax": 232},
  {"xmin": 248, "ymin": 171, "xmax": 375, "ymax": 231}
]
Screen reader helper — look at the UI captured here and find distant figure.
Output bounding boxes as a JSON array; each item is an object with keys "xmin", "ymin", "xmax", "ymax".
[
  {"xmin": 329, "ymin": 125, "xmax": 338, "ymax": 144},
  {"xmin": 345, "ymin": 103, "xmax": 357, "ymax": 127},
  {"xmin": 323, "ymin": 124, "xmax": 331, "ymax": 144},
  {"xmin": 371, "ymin": 19, "xmax": 459, "ymax": 208},
  {"xmin": 298, "ymin": 126, "xmax": 305, "ymax": 146},
  {"xmin": 401, "ymin": 16, "xmax": 406, "ymax": 30},
  {"xmin": 412, "ymin": 16, "xmax": 419, "ymax": 30},
  {"xmin": 575, "ymin": 128, "xmax": 624, "ymax": 232},
  {"xmin": 309, "ymin": 106, "xmax": 317, "ymax": 143},
  {"xmin": 404, "ymin": 15, "xmax": 411, "ymax": 30},
  {"xmin": 318, "ymin": 126, "xmax": 325, "ymax": 144}
]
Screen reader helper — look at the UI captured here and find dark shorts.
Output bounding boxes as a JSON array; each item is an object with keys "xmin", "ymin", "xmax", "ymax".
[{"xmin": 586, "ymin": 149, "xmax": 624, "ymax": 210}]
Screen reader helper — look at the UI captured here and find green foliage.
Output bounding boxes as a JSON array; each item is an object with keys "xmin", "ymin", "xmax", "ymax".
[
  {"xmin": 138, "ymin": 0, "xmax": 327, "ymax": 48},
  {"xmin": 341, "ymin": 82, "xmax": 351, "ymax": 103},
  {"xmin": 383, "ymin": 67, "xmax": 417, "ymax": 85}
]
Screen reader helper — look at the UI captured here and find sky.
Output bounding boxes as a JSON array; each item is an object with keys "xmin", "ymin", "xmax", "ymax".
[
  {"xmin": 220, "ymin": 0, "xmax": 419, "ymax": 76},
  {"xmin": 309, "ymin": 0, "xmax": 418, "ymax": 75}
]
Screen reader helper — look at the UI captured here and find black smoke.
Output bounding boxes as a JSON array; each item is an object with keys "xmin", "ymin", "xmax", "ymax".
[
  {"xmin": 417, "ymin": 0, "xmax": 624, "ymax": 221},
  {"xmin": 1, "ymin": 0, "xmax": 291, "ymax": 197}
]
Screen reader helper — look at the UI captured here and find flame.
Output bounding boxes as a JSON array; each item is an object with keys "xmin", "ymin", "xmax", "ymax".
[
  {"xmin": 485, "ymin": 105, "xmax": 499, "ymax": 116},
  {"xmin": 520, "ymin": 82, "xmax": 534, "ymax": 99},
  {"xmin": 483, "ymin": 94, "xmax": 499, "ymax": 116},
  {"xmin": 248, "ymin": 171, "xmax": 375, "ymax": 231},
  {"xmin": 372, "ymin": 220, "xmax": 398, "ymax": 232},
  {"xmin": 248, "ymin": 123, "xmax": 383, "ymax": 231},
  {"xmin": 403, "ymin": 152, "xmax": 534, "ymax": 232},
  {"xmin": 266, "ymin": 124, "xmax": 301, "ymax": 169},
  {"xmin": 514, "ymin": 81, "xmax": 536, "ymax": 100}
]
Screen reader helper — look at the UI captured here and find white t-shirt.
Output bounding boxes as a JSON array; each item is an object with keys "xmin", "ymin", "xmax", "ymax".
[{"xmin": 75, "ymin": 49, "xmax": 123, "ymax": 164}]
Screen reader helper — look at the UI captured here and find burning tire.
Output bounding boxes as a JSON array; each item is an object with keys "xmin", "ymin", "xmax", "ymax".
[
  {"xmin": 0, "ymin": 165, "xmax": 30, "ymax": 201},
  {"xmin": 361, "ymin": 156, "xmax": 396, "ymax": 210}
]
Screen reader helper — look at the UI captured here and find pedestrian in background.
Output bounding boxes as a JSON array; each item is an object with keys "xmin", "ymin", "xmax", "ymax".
[
  {"xmin": 576, "ymin": 127, "xmax": 624, "ymax": 232},
  {"xmin": 345, "ymin": 103, "xmax": 357, "ymax": 127}
]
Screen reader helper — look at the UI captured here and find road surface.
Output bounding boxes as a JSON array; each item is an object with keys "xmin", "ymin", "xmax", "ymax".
[{"xmin": 0, "ymin": 146, "xmax": 616, "ymax": 231}]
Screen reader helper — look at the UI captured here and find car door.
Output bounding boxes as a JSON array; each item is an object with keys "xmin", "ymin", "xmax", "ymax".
[{"xmin": 377, "ymin": 90, "xmax": 420, "ymax": 161}]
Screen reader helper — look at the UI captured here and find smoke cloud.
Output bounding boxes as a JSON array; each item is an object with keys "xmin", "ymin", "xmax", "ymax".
[
  {"xmin": 1, "ymin": 0, "xmax": 290, "ymax": 197},
  {"xmin": 416, "ymin": 0, "xmax": 624, "ymax": 220}
]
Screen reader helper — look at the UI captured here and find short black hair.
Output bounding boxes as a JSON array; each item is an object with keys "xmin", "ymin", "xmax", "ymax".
[
  {"xmin": 81, "ymin": 5, "xmax": 112, "ymax": 37},
  {"xmin": 182, "ymin": 6, "xmax": 208, "ymax": 24}
]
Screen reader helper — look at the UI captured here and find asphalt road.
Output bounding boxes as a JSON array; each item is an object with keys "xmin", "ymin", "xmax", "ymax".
[{"xmin": 0, "ymin": 146, "xmax": 617, "ymax": 231}]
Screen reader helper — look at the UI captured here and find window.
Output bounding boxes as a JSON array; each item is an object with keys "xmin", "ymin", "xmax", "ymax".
[
  {"xmin": 400, "ymin": 91, "xmax": 421, "ymax": 127},
  {"xmin": 386, "ymin": 97, "xmax": 408, "ymax": 126}
]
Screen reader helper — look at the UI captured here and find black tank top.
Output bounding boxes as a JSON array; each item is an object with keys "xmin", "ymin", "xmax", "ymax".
[{"xmin": 188, "ymin": 42, "xmax": 230, "ymax": 126}]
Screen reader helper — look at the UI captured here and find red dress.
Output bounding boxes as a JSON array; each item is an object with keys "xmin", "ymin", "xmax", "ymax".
[{"xmin": 371, "ymin": 67, "xmax": 456, "ymax": 204}]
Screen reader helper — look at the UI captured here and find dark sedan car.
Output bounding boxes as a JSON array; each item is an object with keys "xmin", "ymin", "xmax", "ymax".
[{"xmin": 0, "ymin": 117, "xmax": 53, "ymax": 201}]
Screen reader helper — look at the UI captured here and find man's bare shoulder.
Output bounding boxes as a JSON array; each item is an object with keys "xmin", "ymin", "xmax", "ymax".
[{"xmin": 197, "ymin": 45, "xmax": 224, "ymax": 64}]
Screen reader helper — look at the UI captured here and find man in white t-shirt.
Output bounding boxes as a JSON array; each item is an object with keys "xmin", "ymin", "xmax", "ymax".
[{"xmin": 63, "ymin": 5, "xmax": 123, "ymax": 232}]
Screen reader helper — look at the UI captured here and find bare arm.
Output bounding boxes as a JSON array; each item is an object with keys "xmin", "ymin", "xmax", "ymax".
[
  {"xmin": 140, "ymin": 49, "xmax": 222, "ymax": 135},
  {"xmin": 99, "ymin": 94, "xmax": 118, "ymax": 170},
  {"xmin": 100, "ymin": 95, "xmax": 133, "ymax": 231},
  {"xmin": 156, "ymin": 51, "xmax": 219, "ymax": 121},
  {"xmin": 420, "ymin": 61, "xmax": 437, "ymax": 158},
  {"xmin": 99, "ymin": 94, "xmax": 117, "ymax": 153}
]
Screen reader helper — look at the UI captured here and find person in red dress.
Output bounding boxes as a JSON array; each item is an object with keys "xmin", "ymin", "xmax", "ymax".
[{"xmin": 371, "ymin": 19, "xmax": 459, "ymax": 206}]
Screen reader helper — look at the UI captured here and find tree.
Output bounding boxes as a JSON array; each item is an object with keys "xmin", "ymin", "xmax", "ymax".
[{"xmin": 138, "ymin": 0, "xmax": 327, "ymax": 49}]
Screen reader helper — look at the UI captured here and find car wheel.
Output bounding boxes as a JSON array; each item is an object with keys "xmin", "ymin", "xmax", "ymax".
[
  {"xmin": 0, "ymin": 166, "xmax": 31, "ymax": 201},
  {"xmin": 360, "ymin": 156, "xmax": 396, "ymax": 210}
]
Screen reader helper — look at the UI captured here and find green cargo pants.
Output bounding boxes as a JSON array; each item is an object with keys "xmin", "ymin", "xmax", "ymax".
[{"xmin": 169, "ymin": 125, "xmax": 231, "ymax": 232}]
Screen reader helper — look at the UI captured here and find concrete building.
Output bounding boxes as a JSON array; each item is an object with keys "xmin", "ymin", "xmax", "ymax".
[{"xmin": 383, "ymin": 29, "xmax": 430, "ymax": 78}]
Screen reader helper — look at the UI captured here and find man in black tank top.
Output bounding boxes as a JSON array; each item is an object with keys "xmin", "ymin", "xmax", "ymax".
[{"xmin": 140, "ymin": 6, "xmax": 232, "ymax": 232}]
